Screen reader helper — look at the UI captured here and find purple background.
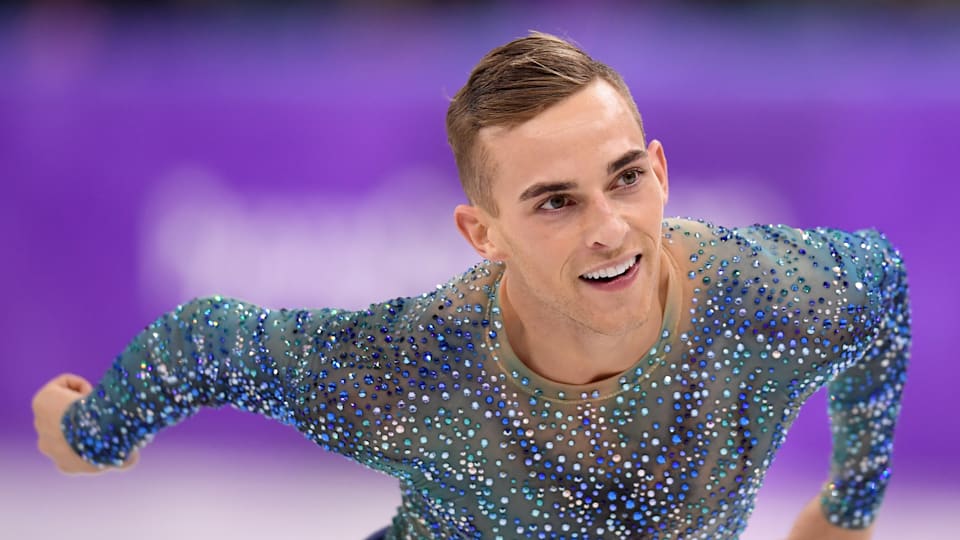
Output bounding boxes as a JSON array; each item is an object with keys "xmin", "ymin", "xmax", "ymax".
[{"xmin": 3, "ymin": 2, "xmax": 959, "ymax": 536}]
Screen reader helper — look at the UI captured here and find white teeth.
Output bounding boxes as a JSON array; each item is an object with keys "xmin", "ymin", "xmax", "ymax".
[{"xmin": 582, "ymin": 256, "xmax": 637, "ymax": 280}]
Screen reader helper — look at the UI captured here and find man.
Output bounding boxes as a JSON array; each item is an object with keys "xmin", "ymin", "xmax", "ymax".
[{"xmin": 33, "ymin": 32, "xmax": 909, "ymax": 539}]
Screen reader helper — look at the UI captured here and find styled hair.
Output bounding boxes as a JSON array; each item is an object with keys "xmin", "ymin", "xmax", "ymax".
[{"xmin": 446, "ymin": 31, "xmax": 644, "ymax": 215}]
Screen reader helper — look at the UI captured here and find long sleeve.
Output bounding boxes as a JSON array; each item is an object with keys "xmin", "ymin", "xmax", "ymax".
[
  {"xmin": 61, "ymin": 295, "xmax": 408, "ymax": 471},
  {"xmin": 733, "ymin": 224, "xmax": 910, "ymax": 529},
  {"xmin": 807, "ymin": 228, "xmax": 911, "ymax": 529}
]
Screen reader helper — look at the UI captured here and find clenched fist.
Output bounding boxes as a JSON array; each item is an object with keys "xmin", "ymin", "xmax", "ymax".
[{"xmin": 32, "ymin": 373, "xmax": 139, "ymax": 474}]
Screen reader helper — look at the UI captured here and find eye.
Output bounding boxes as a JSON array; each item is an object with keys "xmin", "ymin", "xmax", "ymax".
[
  {"xmin": 617, "ymin": 168, "xmax": 644, "ymax": 187},
  {"xmin": 539, "ymin": 194, "xmax": 571, "ymax": 211}
]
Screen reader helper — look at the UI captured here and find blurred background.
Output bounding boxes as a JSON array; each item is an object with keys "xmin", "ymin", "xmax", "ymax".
[{"xmin": 3, "ymin": 0, "xmax": 958, "ymax": 538}]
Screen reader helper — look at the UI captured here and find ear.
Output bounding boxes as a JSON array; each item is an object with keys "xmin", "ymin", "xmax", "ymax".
[
  {"xmin": 454, "ymin": 204, "xmax": 509, "ymax": 261},
  {"xmin": 647, "ymin": 139, "xmax": 669, "ymax": 207}
]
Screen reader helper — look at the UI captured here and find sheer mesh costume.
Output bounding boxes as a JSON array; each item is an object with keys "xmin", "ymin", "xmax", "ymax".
[{"xmin": 62, "ymin": 218, "xmax": 910, "ymax": 539}]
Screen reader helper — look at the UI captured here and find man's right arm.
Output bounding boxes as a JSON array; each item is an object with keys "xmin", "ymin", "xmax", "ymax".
[{"xmin": 53, "ymin": 295, "xmax": 409, "ymax": 470}]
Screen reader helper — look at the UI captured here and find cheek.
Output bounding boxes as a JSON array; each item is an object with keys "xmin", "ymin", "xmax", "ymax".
[
  {"xmin": 508, "ymin": 218, "xmax": 558, "ymax": 247},
  {"xmin": 636, "ymin": 176, "xmax": 666, "ymax": 202},
  {"xmin": 508, "ymin": 228, "xmax": 570, "ymax": 275},
  {"xmin": 497, "ymin": 224, "xmax": 539, "ymax": 262},
  {"xmin": 631, "ymin": 189, "xmax": 666, "ymax": 223}
]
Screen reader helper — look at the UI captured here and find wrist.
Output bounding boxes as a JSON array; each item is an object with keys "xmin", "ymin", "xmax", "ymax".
[
  {"xmin": 787, "ymin": 495, "xmax": 875, "ymax": 540},
  {"xmin": 820, "ymin": 470, "xmax": 889, "ymax": 529}
]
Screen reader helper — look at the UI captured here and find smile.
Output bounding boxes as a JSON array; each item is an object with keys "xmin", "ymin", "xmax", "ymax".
[{"xmin": 580, "ymin": 255, "xmax": 639, "ymax": 281}]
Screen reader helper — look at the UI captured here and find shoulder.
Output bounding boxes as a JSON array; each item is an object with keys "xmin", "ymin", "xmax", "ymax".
[
  {"xmin": 662, "ymin": 218, "xmax": 899, "ymax": 271},
  {"xmin": 662, "ymin": 216, "xmax": 761, "ymax": 247},
  {"xmin": 387, "ymin": 261, "xmax": 503, "ymax": 331},
  {"xmin": 665, "ymin": 218, "xmax": 902, "ymax": 315},
  {"xmin": 661, "ymin": 217, "xmax": 765, "ymax": 266}
]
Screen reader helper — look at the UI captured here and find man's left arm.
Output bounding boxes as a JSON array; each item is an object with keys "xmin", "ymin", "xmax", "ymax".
[
  {"xmin": 783, "ymin": 227, "xmax": 911, "ymax": 538},
  {"xmin": 733, "ymin": 224, "xmax": 910, "ymax": 538},
  {"xmin": 818, "ymin": 229, "xmax": 911, "ymax": 530}
]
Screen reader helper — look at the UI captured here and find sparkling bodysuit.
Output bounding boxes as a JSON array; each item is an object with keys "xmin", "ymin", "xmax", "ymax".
[{"xmin": 62, "ymin": 218, "xmax": 910, "ymax": 539}]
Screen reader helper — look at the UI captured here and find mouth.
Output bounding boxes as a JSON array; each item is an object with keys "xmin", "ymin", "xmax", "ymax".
[{"xmin": 579, "ymin": 255, "xmax": 641, "ymax": 286}]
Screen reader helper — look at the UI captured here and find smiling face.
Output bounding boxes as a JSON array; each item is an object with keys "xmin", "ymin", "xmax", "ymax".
[{"xmin": 455, "ymin": 79, "xmax": 670, "ymax": 337}]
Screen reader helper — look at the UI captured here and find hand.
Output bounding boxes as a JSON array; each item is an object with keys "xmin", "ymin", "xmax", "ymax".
[
  {"xmin": 785, "ymin": 494, "xmax": 874, "ymax": 540},
  {"xmin": 32, "ymin": 373, "xmax": 140, "ymax": 474}
]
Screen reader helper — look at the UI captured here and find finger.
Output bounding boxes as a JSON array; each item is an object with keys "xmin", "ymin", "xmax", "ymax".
[
  {"xmin": 76, "ymin": 379, "xmax": 94, "ymax": 395},
  {"xmin": 58, "ymin": 374, "xmax": 93, "ymax": 395}
]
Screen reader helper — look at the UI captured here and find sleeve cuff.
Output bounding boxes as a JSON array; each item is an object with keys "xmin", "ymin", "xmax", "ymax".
[{"xmin": 819, "ymin": 468, "xmax": 891, "ymax": 529}]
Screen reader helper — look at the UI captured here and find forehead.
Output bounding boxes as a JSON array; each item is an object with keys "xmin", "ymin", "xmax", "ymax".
[{"xmin": 477, "ymin": 80, "xmax": 645, "ymax": 199}]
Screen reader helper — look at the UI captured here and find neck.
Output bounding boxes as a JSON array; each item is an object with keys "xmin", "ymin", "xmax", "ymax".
[{"xmin": 500, "ymin": 246, "xmax": 675, "ymax": 386}]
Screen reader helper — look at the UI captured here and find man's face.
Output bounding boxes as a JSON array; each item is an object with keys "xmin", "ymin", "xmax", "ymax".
[{"xmin": 473, "ymin": 79, "xmax": 669, "ymax": 336}]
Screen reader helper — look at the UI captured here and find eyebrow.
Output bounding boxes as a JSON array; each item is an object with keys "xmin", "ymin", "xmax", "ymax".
[
  {"xmin": 516, "ymin": 149, "xmax": 648, "ymax": 203},
  {"xmin": 608, "ymin": 149, "xmax": 647, "ymax": 175},
  {"xmin": 517, "ymin": 181, "xmax": 577, "ymax": 202}
]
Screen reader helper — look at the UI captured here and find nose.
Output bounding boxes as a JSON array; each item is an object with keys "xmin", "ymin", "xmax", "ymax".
[{"xmin": 584, "ymin": 197, "xmax": 628, "ymax": 250}]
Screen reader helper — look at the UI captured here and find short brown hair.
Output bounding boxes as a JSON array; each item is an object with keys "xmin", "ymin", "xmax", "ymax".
[{"xmin": 446, "ymin": 31, "xmax": 644, "ymax": 215}]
